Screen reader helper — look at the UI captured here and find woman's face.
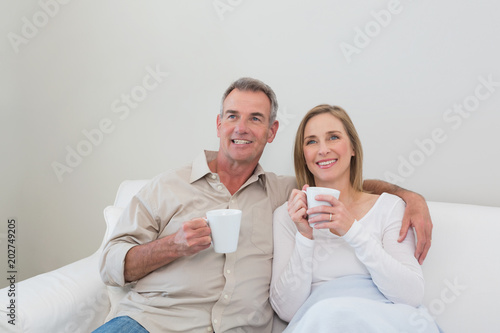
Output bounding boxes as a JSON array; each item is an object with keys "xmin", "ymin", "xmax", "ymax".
[{"xmin": 302, "ymin": 113, "xmax": 354, "ymax": 187}]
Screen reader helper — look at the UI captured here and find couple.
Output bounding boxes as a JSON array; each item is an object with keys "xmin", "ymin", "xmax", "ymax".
[{"xmin": 97, "ymin": 77, "xmax": 435, "ymax": 332}]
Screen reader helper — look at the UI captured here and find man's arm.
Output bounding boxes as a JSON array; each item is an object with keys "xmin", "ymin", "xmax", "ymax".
[
  {"xmin": 363, "ymin": 179, "xmax": 433, "ymax": 265},
  {"xmin": 124, "ymin": 218, "xmax": 212, "ymax": 282}
]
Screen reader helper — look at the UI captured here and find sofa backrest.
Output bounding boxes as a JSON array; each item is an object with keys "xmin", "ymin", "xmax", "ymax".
[{"xmin": 421, "ymin": 201, "xmax": 500, "ymax": 332}]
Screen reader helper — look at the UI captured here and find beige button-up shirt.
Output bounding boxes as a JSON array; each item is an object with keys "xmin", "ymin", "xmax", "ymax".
[{"xmin": 100, "ymin": 150, "xmax": 296, "ymax": 332}]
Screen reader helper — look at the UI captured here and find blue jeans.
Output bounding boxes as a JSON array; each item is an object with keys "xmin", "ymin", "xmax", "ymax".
[{"xmin": 93, "ymin": 316, "xmax": 149, "ymax": 333}]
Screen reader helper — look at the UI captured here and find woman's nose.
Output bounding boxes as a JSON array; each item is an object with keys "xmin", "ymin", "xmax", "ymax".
[{"xmin": 318, "ymin": 141, "xmax": 330, "ymax": 155}]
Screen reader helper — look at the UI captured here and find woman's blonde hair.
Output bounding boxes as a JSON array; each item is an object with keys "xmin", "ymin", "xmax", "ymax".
[{"xmin": 294, "ymin": 104, "xmax": 364, "ymax": 191}]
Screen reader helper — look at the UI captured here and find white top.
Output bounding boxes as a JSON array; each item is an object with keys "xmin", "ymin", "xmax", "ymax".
[{"xmin": 270, "ymin": 193, "xmax": 424, "ymax": 322}]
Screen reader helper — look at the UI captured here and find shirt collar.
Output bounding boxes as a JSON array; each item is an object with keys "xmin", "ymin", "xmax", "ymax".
[
  {"xmin": 190, "ymin": 150, "xmax": 216, "ymax": 183},
  {"xmin": 190, "ymin": 150, "xmax": 267, "ymax": 188}
]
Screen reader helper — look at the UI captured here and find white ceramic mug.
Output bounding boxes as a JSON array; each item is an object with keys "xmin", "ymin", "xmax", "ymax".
[
  {"xmin": 206, "ymin": 209, "xmax": 242, "ymax": 253},
  {"xmin": 303, "ymin": 187, "xmax": 340, "ymax": 224}
]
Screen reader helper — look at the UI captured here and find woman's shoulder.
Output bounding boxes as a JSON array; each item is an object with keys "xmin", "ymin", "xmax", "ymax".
[
  {"xmin": 355, "ymin": 192, "xmax": 405, "ymax": 221},
  {"xmin": 378, "ymin": 192, "xmax": 406, "ymax": 208},
  {"xmin": 372, "ymin": 193, "xmax": 406, "ymax": 220}
]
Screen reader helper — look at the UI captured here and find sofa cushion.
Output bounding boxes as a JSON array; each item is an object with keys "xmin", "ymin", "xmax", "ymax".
[
  {"xmin": 100, "ymin": 205, "xmax": 125, "ymax": 250},
  {"xmin": 422, "ymin": 201, "xmax": 500, "ymax": 332}
]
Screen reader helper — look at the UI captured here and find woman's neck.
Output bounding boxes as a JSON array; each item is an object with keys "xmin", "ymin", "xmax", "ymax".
[{"xmin": 315, "ymin": 178, "xmax": 361, "ymax": 206}]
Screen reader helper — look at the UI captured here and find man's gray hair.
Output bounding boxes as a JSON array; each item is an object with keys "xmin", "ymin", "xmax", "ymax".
[{"xmin": 220, "ymin": 77, "xmax": 279, "ymax": 125}]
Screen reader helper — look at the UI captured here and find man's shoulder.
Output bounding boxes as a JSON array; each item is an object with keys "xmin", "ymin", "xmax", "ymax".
[
  {"xmin": 263, "ymin": 172, "xmax": 296, "ymax": 190},
  {"xmin": 262, "ymin": 172, "xmax": 295, "ymax": 185},
  {"xmin": 261, "ymin": 173, "xmax": 297, "ymax": 209},
  {"xmin": 140, "ymin": 163, "xmax": 193, "ymax": 193}
]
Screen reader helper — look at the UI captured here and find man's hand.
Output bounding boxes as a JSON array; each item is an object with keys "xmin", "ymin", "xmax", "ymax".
[
  {"xmin": 398, "ymin": 191, "xmax": 433, "ymax": 265},
  {"xmin": 363, "ymin": 179, "xmax": 433, "ymax": 264},
  {"xmin": 173, "ymin": 218, "xmax": 212, "ymax": 257}
]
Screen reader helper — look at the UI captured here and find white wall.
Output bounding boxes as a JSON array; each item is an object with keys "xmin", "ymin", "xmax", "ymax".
[{"xmin": 1, "ymin": 0, "xmax": 499, "ymax": 287}]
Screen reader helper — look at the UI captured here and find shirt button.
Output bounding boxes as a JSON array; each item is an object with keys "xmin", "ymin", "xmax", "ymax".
[
  {"xmin": 226, "ymin": 269, "xmax": 231, "ymax": 274},
  {"xmin": 224, "ymin": 294, "xmax": 229, "ymax": 299},
  {"xmin": 217, "ymin": 185, "xmax": 223, "ymax": 190},
  {"xmin": 211, "ymin": 174, "xmax": 216, "ymax": 180},
  {"xmin": 214, "ymin": 319, "xmax": 218, "ymax": 324},
  {"xmin": 207, "ymin": 327, "xmax": 212, "ymax": 331}
]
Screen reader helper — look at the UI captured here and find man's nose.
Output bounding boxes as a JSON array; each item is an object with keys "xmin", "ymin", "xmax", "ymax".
[{"xmin": 234, "ymin": 119, "xmax": 249, "ymax": 133}]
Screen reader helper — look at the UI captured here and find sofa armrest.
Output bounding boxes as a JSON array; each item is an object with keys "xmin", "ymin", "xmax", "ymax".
[{"xmin": 0, "ymin": 252, "xmax": 110, "ymax": 333}]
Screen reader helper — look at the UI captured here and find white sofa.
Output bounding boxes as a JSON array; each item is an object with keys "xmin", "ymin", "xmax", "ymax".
[{"xmin": 1, "ymin": 180, "xmax": 499, "ymax": 332}]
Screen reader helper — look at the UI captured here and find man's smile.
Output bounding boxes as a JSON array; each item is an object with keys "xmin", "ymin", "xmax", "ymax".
[{"xmin": 232, "ymin": 139, "xmax": 253, "ymax": 145}]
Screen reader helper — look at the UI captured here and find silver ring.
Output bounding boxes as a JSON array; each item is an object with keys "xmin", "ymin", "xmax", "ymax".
[{"xmin": 329, "ymin": 213, "xmax": 332, "ymax": 221}]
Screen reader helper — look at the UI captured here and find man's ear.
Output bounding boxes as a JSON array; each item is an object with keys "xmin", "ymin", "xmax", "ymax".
[
  {"xmin": 267, "ymin": 120, "xmax": 279, "ymax": 143},
  {"xmin": 216, "ymin": 114, "xmax": 222, "ymax": 138}
]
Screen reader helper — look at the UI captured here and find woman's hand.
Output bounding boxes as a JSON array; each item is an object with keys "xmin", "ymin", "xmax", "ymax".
[
  {"xmin": 287, "ymin": 185, "xmax": 313, "ymax": 239},
  {"xmin": 307, "ymin": 194, "xmax": 356, "ymax": 237}
]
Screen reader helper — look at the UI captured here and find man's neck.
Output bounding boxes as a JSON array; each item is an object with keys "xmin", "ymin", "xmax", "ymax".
[{"xmin": 208, "ymin": 156, "xmax": 258, "ymax": 195}]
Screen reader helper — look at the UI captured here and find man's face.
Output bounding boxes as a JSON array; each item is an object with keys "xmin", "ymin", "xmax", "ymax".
[{"xmin": 217, "ymin": 89, "xmax": 278, "ymax": 167}]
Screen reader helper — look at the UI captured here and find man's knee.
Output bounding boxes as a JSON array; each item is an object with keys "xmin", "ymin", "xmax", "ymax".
[{"xmin": 92, "ymin": 316, "xmax": 149, "ymax": 333}]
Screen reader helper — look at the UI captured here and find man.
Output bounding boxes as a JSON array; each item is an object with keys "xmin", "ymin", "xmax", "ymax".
[{"xmin": 97, "ymin": 77, "xmax": 432, "ymax": 332}]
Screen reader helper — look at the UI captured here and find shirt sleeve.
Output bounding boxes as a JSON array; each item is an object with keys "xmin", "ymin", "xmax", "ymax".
[
  {"xmin": 270, "ymin": 203, "xmax": 315, "ymax": 322},
  {"xmin": 99, "ymin": 188, "xmax": 160, "ymax": 287},
  {"xmin": 341, "ymin": 196, "xmax": 424, "ymax": 307}
]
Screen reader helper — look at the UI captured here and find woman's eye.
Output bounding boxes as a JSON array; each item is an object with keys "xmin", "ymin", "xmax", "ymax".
[
  {"xmin": 329, "ymin": 135, "xmax": 339, "ymax": 140},
  {"xmin": 305, "ymin": 140, "xmax": 316, "ymax": 145}
]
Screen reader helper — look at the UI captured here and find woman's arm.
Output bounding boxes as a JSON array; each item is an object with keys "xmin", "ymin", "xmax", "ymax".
[
  {"xmin": 270, "ymin": 204, "xmax": 315, "ymax": 322},
  {"xmin": 342, "ymin": 196, "xmax": 425, "ymax": 306},
  {"xmin": 363, "ymin": 179, "xmax": 432, "ymax": 264}
]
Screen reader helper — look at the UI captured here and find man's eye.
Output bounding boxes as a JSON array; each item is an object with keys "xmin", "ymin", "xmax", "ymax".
[
  {"xmin": 227, "ymin": 115, "xmax": 236, "ymax": 119},
  {"xmin": 252, "ymin": 117, "xmax": 261, "ymax": 122}
]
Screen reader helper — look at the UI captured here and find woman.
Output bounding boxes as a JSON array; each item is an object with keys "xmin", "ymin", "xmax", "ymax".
[{"xmin": 270, "ymin": 105, "xmax": 439, "ymax": 332}]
